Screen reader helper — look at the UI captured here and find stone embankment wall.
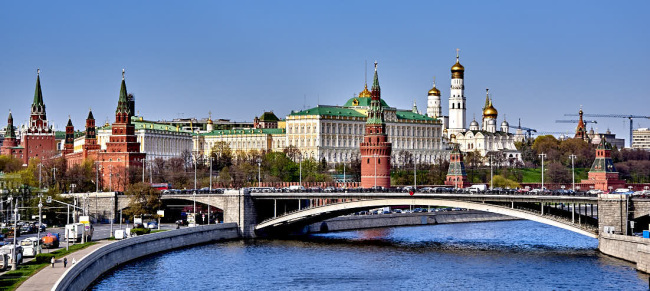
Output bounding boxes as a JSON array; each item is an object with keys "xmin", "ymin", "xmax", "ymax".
[
  {"xmin": 305, "ymin": 210, "xmax": 518, "ymax": 233},
  {"xmin": 599, "ymin": 233, "xmax": 650, "ymax": 273},
  {"xmin": 53, "ymin": 223, "xmax": 240, "ymax": 291}
]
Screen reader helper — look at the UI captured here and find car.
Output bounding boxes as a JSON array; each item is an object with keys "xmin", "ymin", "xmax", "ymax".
[{"xmin": 146, "ymin": 221, "xmax": 158, "ymax": 229}]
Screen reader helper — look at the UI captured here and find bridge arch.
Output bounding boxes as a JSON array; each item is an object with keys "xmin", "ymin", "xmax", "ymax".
[{"xmin": 255, "ymin": 198, "xmax": 597, "ymax": 238}]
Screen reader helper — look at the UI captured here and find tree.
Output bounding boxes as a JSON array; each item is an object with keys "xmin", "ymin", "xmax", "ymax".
[
  {"xmin": 0, "ymin": 155, "xmax": 22, "ymax": 173},
  {"xmin": 210, "ymin": 142, "xmax": 233, "ymax": 171},
  {"xmin": 491, "ymin": 175, "xmax": 521, "ymax": 189},
  {"xmin": 547, "ymin": 162, "xmax": 571, "ymax": 183},
  {"xmin": 123, "ymin": 182, "xmax": 162, "ymax": 217},
  {"xmin": 283, "ymin": 145, "xmax": 301, "ymax": 162}
]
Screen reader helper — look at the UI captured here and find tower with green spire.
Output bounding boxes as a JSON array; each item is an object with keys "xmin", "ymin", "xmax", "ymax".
[
  {"xmin": 581, "ymin": 138, "xmax": 625, "ymax": 191},
  {"xmin": 21, "ymin": 69, "xmax": 56, "ymax": 164},
  {"xmin": 1, "ymin": 111, "xmax": 20, "ymax": 157},
  {"xmin": 360, "ymin": 62, "xmax": 392, "ymax": 189}
]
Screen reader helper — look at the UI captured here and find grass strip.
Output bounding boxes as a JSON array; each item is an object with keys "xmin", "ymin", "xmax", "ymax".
[{"xmin": 0, "ymin": 241, "xmax": 97, "ymax": 291}]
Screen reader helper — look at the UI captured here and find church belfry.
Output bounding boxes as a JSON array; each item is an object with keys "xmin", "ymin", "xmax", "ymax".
[{"xmin": 448, "ymin": 49, "xmax": 466, "ymax": 137}]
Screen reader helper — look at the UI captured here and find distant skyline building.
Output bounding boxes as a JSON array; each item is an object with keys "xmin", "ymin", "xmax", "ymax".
[{"xmin": 632, "ymin": 128, "xmax": 650, "ymax": 151}]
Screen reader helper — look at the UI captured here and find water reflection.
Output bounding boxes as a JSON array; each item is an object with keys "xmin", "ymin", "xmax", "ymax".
[{"xmin": 93, "ymin": 220, "xmax": 649, "ymax": 291}]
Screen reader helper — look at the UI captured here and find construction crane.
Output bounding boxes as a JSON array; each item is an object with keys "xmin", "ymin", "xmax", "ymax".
[
  {"xmin": 514, "ymin": 119, "xmax": 536, "ymax": 140},
  {"xmin": 564, "ymin": 113, "xmax": 650, "ymax": 147},
  {"xmin": 555, "ymin": 119, "xmax": 597, "ymax": 125}
]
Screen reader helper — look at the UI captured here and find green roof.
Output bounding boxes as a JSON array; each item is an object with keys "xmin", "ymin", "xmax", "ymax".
[
  {"xmin": 201, "ymin": 128, "xmax": 285, "ymax": 136},
  {"xmin": 55, "ymin": 131, "xmax": 84, "ymax": 139},
  {"xmin": 290, "ymin": 106, "xmax": 366, "ymax": 118},
  {"xmin": 395, "ymin": 110, "xmax": 436, "ymax": 121},
  {"xmin": 343, "ymin": 97, "xmax": 389, "ymax": 108},
  {"xmin": 259, "ymin": 112, "xmax": 279, "ymax": 122},
  {"xmin": 100, "ymin": 117, "xmax": 192, "ymax": 134},
  {"xmin": 33, "ymin": 73, "xmax": 44, "ymax": 106}
]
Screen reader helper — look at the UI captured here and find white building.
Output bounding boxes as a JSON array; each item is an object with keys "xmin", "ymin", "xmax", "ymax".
[
  {"xmin": 632, "ymin": 128, "xmax": 650, "ymax": 150},
  {"xmin": 96, "ymin": 117, "xmax": 194, "ymax": 161}
]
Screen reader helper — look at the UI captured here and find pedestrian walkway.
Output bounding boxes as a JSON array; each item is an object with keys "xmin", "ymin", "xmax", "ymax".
[{"xmin": 16, "ymin": 240, "xmax": 113, "ymax": 291}]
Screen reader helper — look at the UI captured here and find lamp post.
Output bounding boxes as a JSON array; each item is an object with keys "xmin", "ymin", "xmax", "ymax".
[
  {"xmin": 299, "ymin": 154, "xmax": 303, "ymax": 187},
  {"xmin": 257, "ymin": 158, "xmax": 262, "ymax": 187},
  {"xmin": 37, "ymin": 196, "xmax": 42, "ymax": 254},
  {"xmin": 38, "ymin": 163, "xmax": 42, "ymax": 191},
  {"xmin": 569, "ymin": 154, "xmax": 577, "ymax": 192},
  {"xmin": 209, "ymin": 157, "xmax": 213, "ymax": 192},
  {"xmin": 539, "ymin": 153, "xmax": 547, "ymax": 191},
  {"xmin": 193, "ymin": 191, "xmax": 196, "ymax": 225},
  {"xmin": 413, "ymin": 156, "xmax": 417, "ymax": 191},
  {"xmin": 194, "ymin": 155, "xmax": 197, "ymax": 190},
  {"xmin": 343, "ymin": 161, "xmax": 346, "ymax": 189},
  {"xmin": 489, "ymin": 153, "xmax": 494, "ymax": 190},
  {"xmin": 11, "ymin": 200, "xmax": 18, "ymax": 270},
  {"xmin": 373, "ymin": 154, "xmax": 378, "ymax": 189}
]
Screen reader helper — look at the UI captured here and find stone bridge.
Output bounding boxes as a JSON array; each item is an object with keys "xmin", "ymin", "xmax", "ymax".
[{"xmin": 74, "ymin": 190, "xmax": 650, "ymax": 239}]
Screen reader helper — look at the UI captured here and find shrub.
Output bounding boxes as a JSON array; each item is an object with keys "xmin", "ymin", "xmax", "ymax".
[
  {"xmin": 130, "ymin": 228, "xmax": 151, "ymax": 235},
  {"xmin": 35, "ymin": 253, "xmax": 55, "ymax": 264}
]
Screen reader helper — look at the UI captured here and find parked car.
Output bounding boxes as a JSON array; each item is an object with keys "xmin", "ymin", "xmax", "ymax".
[{"xmin": 146, "ymin": 221, "xmax": 158, "ymax": 229}]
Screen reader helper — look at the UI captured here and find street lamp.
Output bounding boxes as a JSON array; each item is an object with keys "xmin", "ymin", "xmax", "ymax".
[
  {"xmin": 11, "ymin": 200, "xmax": 18, "ymax": 270},
  {"xmin": 194, "ymin": 155, "xmax": 198, "ymax": 190},
  {"xmin": 539, "ymin": 153, "xmax": 547, "ymax": 191},
  {"xmin": 569, "ymin": 154, "xmax": 577, "ymax": 192},
  {"xmin": 209, "ymin": 157, "xmax": 213, "ymax": 192},
  {"xmin": 193, "ymin": 191, "xmax": 197, "ymax": 224},
  {"xmin": 413, "ymin": 156, "xmax": 417, "ymax": 191},
  {"xmin": 257, "ymin": 158, "xmax": 262, "ymax": 187},
  {"xmin": 489, "ymin": 153, "xmax": 494, "ymax": 190},
  {"xmin": 373, "ymin": 153, "xmax": 378, "ymax": 189},
  {"xmin": 37, "ymin": 196, "xmax": 42, "ymax": 254},
  {"xmin": 299, "ymin": 154, "xmax": 303, "ymax": 187}
]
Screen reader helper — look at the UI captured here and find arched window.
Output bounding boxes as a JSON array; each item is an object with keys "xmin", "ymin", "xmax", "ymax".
[
  {"xmin": 378, "ymin": 158, "xmax": 381, "ymax": 164},
  {"xmin": 367, "ymin": 158, "xmax": 370, "ymax": 164}
]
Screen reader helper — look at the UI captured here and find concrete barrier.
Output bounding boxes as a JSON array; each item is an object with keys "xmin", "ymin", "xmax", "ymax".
[
  {"xmin": 305, "ymin": 210, "xmax": 518, "ymax": 233},
  {"xmin": 53, "ymin": 223, "xmax": 240, "ymax": 291},
  {"xmin": 599, "ymin": 233, "xmax": 650, "ymax": 273}
]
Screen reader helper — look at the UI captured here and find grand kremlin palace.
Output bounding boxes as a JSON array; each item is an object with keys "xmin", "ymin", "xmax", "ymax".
[{"xmin": 195, "ymin": 84, "xmax": 447, "ymax": 165}]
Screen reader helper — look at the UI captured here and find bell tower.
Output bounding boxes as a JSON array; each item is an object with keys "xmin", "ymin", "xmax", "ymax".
[{"xmin": 448, "ymin": 49, "xmax": 466, "ymax": 137}]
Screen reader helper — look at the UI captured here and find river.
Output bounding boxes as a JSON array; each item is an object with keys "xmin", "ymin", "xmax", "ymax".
[{"xmin": 92, "ymin": 220, "xmax": 649, "ymax": 290}]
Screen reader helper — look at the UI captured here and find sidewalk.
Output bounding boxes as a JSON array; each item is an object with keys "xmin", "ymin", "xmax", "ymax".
[{"xmin": 16, "ymin": 240, "xmax": 113, "ymax": 291}]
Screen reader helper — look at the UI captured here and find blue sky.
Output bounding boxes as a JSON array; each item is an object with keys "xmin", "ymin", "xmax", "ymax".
[{"xmin": 1, "ymin": 1, "xmax": 648, "ymax": 144}]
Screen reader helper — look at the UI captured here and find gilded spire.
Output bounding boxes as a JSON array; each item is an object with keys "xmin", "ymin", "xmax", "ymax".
[
  {"xmin": 451, "ymin": 49, "xmax": 465, "ymax": 77},
  {"xmin": 483, "ymin": 88, "xmax": 490, "ymax": 110}
]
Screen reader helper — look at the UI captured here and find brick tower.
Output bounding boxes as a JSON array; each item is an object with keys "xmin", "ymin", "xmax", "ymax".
[
  {"xmin": 360, "ymin": 62, "xmax": 392, "ymax": 189},
  {"xmin": 21, "ymin": 69, "xmax": 56, "ymax": 163},
  {"xmin": 82, "ymin": 109, "xmax": 100, "ymax": 158},
  {"xmin": 63, "ymin": 117, "xmax": 74, "ymax": 155},
  {"xmin": 582, "ymin": 138, "xmax": 625, "ymax": 191},
  {"xmin": 574, "ymin": 108, "xmax": 589, "ymax": 141},
  {"xmin": 98, "ymin": 70, "xmax": 145, "ymax": 190},
  {"xmin": 445, "ymin": 144, "xmax": 471, "ymax": 188},
  {"xmin": 1, "ymin": 111, "xmax": 23, "ymax": 160}
]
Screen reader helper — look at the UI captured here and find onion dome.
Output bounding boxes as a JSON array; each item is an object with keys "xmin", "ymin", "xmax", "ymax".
[
  {"xmin": 451, "ymin": 49, "xmax": 464, "ymax": 78},
  {"xmin": 501, "ymin": 120, "xmax": 509, "ymax": 127},
  {"xmin": 207, "ymin": 118, "xmax": 213, "ymax": 124},
  {"xmin": 483, "ymin": 99, "xmax": 498, "ymax": 119},
  {"xmin": 358, "ymin": 84, "xmax": 371, "ymax": 98},
  {"xmin": 428, "ymin": 78, "xmax": 440, "ymax": 96}
]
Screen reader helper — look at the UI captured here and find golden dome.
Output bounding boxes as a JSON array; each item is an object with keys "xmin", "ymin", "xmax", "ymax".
[
  {"xmin": 451, "ymin": 60, "xmax": 464, "ymax": 72},
  {"xmin": 207, "ymin": 118, "xmax": 213, "ymax": 124},
  {"xmin": 358, "ymin": 84, "xmax": 371, "ymax": 98},
  {"xmin": 483, "ymin": 101, "xmax": 498, "ymax": 119},
  {"xmin": 428, "ymin": 80, "xmax": 440, "ymax": 96}
]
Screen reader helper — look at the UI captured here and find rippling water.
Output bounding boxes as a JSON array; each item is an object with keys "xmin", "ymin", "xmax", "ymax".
[{"xmin": 92, "ymin": 220, "xmax": 649, "ymax": 290}]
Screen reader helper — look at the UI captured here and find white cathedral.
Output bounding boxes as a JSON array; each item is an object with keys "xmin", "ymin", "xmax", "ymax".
[{"xmin": 426, "ymin": 51, "xmax": 521, "ymax": 165}]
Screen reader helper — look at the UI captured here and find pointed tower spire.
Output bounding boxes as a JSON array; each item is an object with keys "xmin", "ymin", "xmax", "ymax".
[
  {"xmin": 371, "ymin": 61, "xmax": 380, "ymax": 98},
  {"xmin": 33, "ymin": 69, "xmax": 44, "ymax": 106},
  {"xmin": 87, "ymin": 108, "xmax": 94, "ymax": 120},
  {"xmin": 116, "ymin": 69, "xmax": 131, "ymax": 120},
  {"xmin": 5, "ymin": 110, "xmax": 16, "ymax": 139}
]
